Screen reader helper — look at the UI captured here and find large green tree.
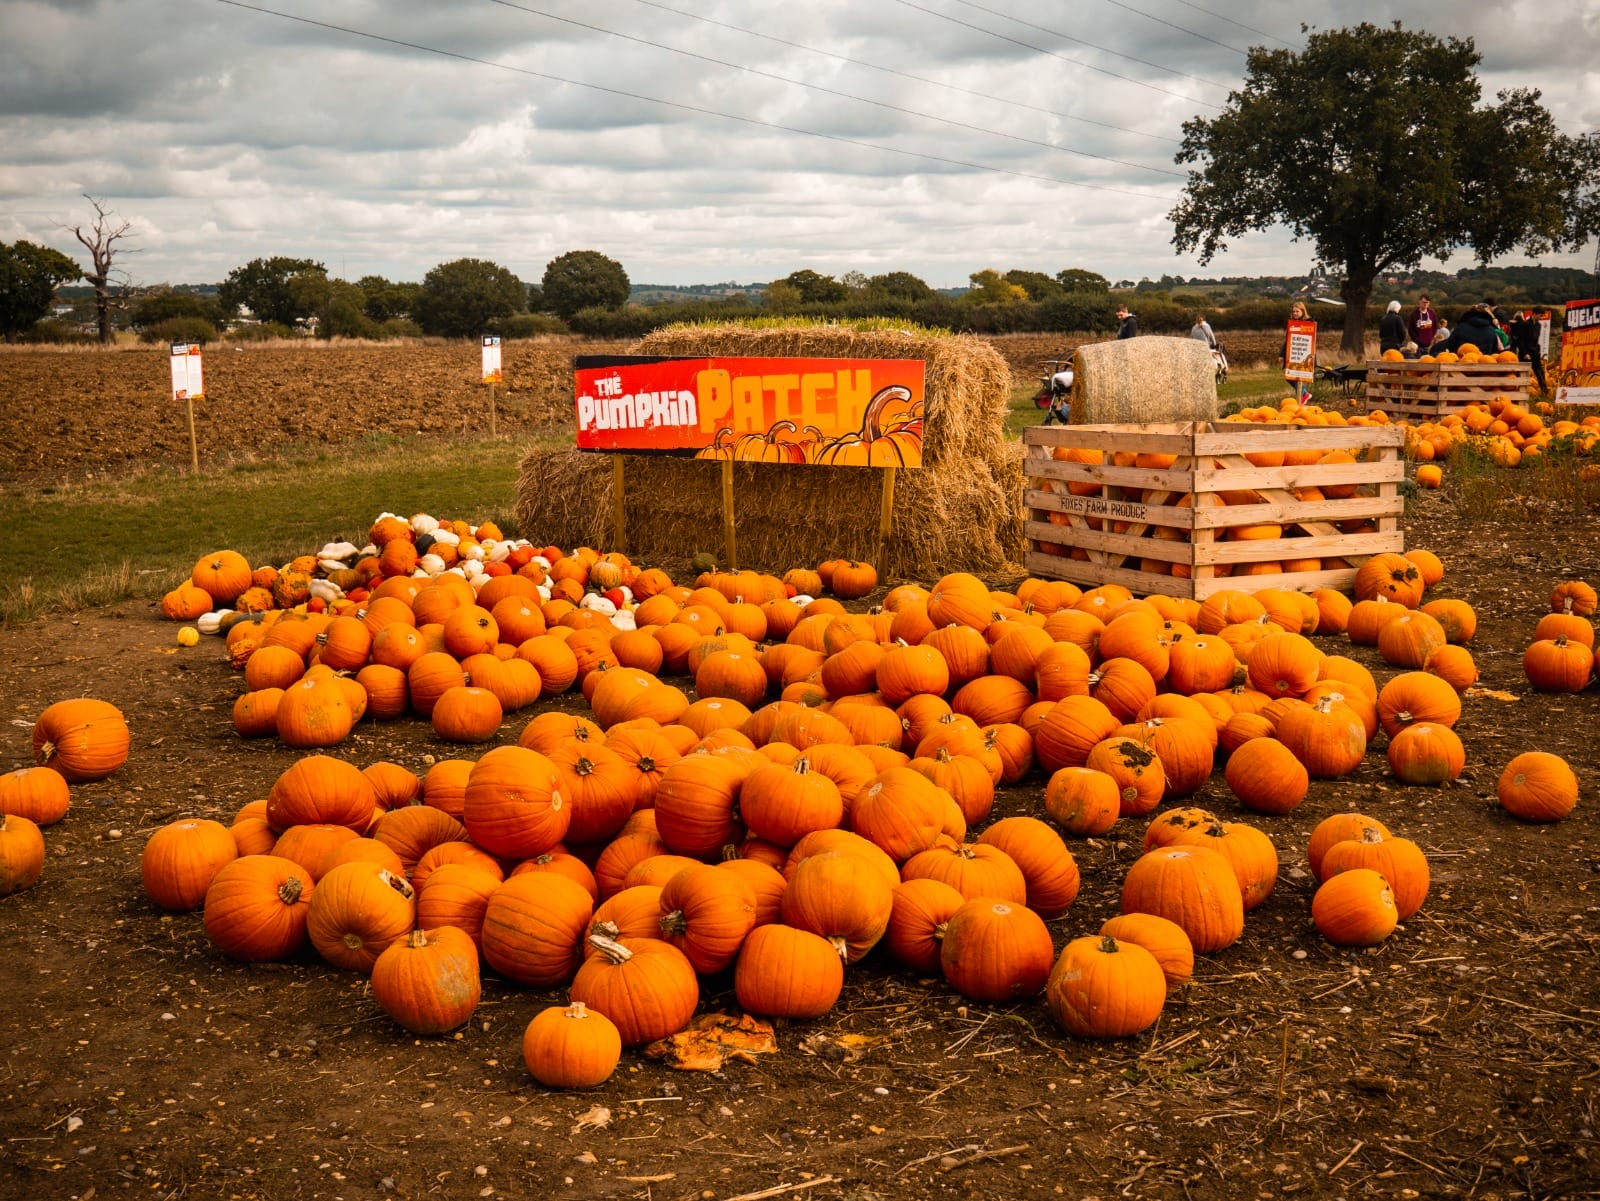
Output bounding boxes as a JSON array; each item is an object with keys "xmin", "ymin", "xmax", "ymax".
[
  {"xmin": 1055, "ymin": 268, "xmax": 1109, "ymax": 294},
  {"xmin": 540, "ymin": 250, "xmax": 630, "ymax": 320},
  {"xmin": 357, "ymin": 275, "xmax": 423, "ymax": 323},
  {"xmin": 1003, "ymin": 270, "xmax": 1063, "ymax": 302},
  {"xmin": 414, "ymin": 258, "xmax": 526, "ymax": 337},
  {"xmin": 131, "ymin": 289, "xmax": 226, "ymax": 331},
  {"xmin": 218, "ymin": 256, "xmax": 325, "ymax": 328},
  {"xmin": 1170, "ymin": 22, "xmax": 1600, "ymax": 356},
  {"xmin": 963, "ymin": 270, "xmax": 1028, "ymax": 305},
  {"xmin": 0, "ymin": 241, "xmax": 81, "ymax": 341},
  {"xmin": 774, "ymin": 269, "xmax": 847, "ymax": 306},
  {"xmin": 288, "ymin": 273, "xmax": 378, "ymax": 339},
  {"xmin": 865, "ymin": 271, "xmax": 934, "ymax": 302}
]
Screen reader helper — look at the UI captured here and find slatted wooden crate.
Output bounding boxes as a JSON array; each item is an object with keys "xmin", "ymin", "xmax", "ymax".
[
  {"xmin": 1023, "ymin": 421, "xmax": 1406, "ymax": 600},
  {"xmin": 1363, "ymin": 360, "xmax": 1532, "ymax": 418}
]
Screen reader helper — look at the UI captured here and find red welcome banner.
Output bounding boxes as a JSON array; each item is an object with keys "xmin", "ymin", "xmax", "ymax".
[
  {"xmin": 1556, "ymin": 299, "xmax": 1600, "ymax": 405},
  {"xmin": 574, "ymin": 355, "xmax": 927, "ymax": 466}
]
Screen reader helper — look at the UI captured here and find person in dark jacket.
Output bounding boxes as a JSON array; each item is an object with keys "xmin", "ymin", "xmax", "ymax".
[
  {"xmin": 1509, "ymin": 310, "xmax": 1549, "ymax": 393},
  {"xmin": 1444, "ymin": 303, "xmax": 1505, "ymax": 356},
  {"xmin": 1379, "ymin": 301, "xmax": 1407, "ymax": 354},
  {"xmin": 1116, "ymin": 304, "xmax": 1138, "ymax": 339}
]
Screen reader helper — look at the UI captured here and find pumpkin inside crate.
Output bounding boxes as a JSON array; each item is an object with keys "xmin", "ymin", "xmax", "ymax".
[{"xmin": 1023, "ymin": 421, "xmax": 1405, "ymax": 599}]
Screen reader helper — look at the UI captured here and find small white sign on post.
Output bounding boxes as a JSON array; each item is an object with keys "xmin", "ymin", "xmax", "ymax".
[
  {"xmin": 481, "ymin": 336, "xmax": 502, "ymax": 437},
  {"xmin": 170, "ymin": 343, "xmax": 205, "ymax": 472},
  {"xmin": 169, "ymin": 342, "xmax": 204, "ymax": 400}
]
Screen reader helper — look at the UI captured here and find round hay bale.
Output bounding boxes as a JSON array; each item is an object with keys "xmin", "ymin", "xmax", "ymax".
[{"xmin": 1071, "ymin": 337, "xmax": 1218, "ymax": 424}]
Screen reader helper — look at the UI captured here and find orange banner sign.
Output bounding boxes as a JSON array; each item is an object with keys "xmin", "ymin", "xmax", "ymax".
[{"xmin": 574, "ymin": 355, "xmax": 926, "ymax": 466}]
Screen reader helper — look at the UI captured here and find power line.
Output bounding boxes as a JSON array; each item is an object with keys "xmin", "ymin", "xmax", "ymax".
[
  {"xmin": 1095, "ymin": 0, "xmax": 1249, "ymax": 56},
  {"xmin": 619, "ymin": 0, "xmax": 1182, "ymax": 145},
  {"xmin": 944, "ymin": 0, "xmax": 1232, "ymax": 89},
  {"xmin": 487, "ymin": 0, "xmax": 1184, "ymax": 177},
  {"xmin": 1161, "ymin": 0, "xmax": 1297, "ymax": 48},
  {"xmin": 211, "ymin": 0, "xmax": 1181, "ymax": 203},
  {"xmin": 888, "ymin": 0, "xmax": 1223, "ymax": 109}
]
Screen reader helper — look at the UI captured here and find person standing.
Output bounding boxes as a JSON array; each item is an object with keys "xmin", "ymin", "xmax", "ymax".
[
  {"xmin": 1509, "ymin": 310, "xmax": 1549, "ymax": 394},
  {"xmin": 1379, "ymin": 300, "xmax": 1407, "ymax": 354},
  {"xmin": 1116, "ymin": 304, "xmax": 1139, "ymax": 339},
  {"xmin": 1189, "ymin": 311, "xmax": 1216, "ymax": 348},
  {"xmin": 1407, "ymin": 295, "xmax": 1439, "ymax": 350}
]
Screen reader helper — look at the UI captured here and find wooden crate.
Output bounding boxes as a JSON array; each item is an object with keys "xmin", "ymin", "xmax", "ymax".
[
  {"xmin": 1023, "ymin": 421, "xmax": 1405, "ymax": 600},
  {"xmin": 1364, "ymin": 360, "xmax": 1532, "ymax": 418}
]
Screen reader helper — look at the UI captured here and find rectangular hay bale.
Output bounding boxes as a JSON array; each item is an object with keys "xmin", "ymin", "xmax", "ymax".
[
  {"xmin": 515, "ymin": 324, "xmax": 1028, "ymax": 579},
  {"xmin": 1021, "ymin": 421, "xmax": 1405, "ymax": 599}
]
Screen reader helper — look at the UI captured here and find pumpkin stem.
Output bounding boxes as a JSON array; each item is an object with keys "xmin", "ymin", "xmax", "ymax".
[
  {"xmin": 588, "ymin": 932, "xmax": 634, "ymax": 964},
  {"xmin": 565, "ymin": 1000, "xmax": 593, "ymax": 1020},
  {"xmin": 408, "ymin": 928, "xmax": 430, "ymax": 949},
  {"xmin": 827, "ymin": 934, "xmax": 851, "ymax": 964},
  {"xmin": 659, "ymin": 909, "xmax": 689, "ymax": 937},
  {"xmin": 379, "ymin": 869, "xmax": 416, "ymax": 900},
  {"xmin": 1099, "ymin": 934, "xmax": 1122, "ymax": 953},
  {"xmin": 277, "ymin": 876, "xmax": 304, "ymax": 906}
]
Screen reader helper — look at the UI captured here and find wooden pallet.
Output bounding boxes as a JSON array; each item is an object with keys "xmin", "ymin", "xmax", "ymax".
[
  {"xmin": 1364, "ymin": 360, "xmax": 1532, "ymax": 418},
  {"xmin": 1023, "ymin": 421, "xmax": 1405, "ymax": 600}
]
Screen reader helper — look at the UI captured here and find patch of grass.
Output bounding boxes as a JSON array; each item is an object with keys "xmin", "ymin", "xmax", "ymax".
[
  {"xmin": 1447, "ymin": 440, "xmax": 1600, "ymax": 525},
  {"xmin": 0, "ymin": 432, "xmax": 564, "ymax": 625}
]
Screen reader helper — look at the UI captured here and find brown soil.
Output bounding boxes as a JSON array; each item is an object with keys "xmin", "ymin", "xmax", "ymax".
[
  {"xmin": 0, "ymin": 340, "xmax": 631, "ymax": 487},
  {"xmin": 2, "ymin": 348, "xmax": 1598, "ymax": 1201}
]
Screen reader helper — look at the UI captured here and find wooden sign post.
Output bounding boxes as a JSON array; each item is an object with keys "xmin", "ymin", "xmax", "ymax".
[
  {"xmin": 611, "ymin": 456, "xmax": 628, "ymax": 552},
  {"xmin": 481, "ymin": 336, "xmax": 503, "ymax": 437},
  {"xmin": 720, "ymin": 460, "xmax": 738, "ymax": 570},
  {"xmin": 169, "ymin": 342, "xmax": 205, "ymax": 473},
  {"xmin": 877, "ymin": 465, "xmax": 897, "ymax": 571}
]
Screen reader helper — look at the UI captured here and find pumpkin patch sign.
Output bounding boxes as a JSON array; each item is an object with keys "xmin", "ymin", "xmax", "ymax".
[{"xmin": 573, "ymin": 355, "xmax": 926, "ymax": 466}]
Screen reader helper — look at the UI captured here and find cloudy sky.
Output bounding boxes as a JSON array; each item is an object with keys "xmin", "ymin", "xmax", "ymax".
[{"xmin": 2, "ymin": 0, "xmax": 1596, "ymax": 290}]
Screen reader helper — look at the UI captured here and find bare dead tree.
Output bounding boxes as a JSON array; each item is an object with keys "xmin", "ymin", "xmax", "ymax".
[{"xmin": 69, "ymin": 196, "xmax": 138, "ymax": 345}]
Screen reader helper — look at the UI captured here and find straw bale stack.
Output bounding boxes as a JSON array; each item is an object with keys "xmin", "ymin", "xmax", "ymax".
[
  {"xmin": 515, "ymin": 322, "xmax": 1026, "ymax": 579},
  {"xmin": 1071, "ymin": 336, "xmax": 1218, "ymax": 424}
]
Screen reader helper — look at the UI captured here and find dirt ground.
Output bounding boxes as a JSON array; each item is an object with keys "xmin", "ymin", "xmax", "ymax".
[
  {"xmin": 0, "ymin": 340, "xmax": 630, "ymax": 487},
  {"xmin": 2, "ymin": 349, "xmax": 1599, "ymax": 1201}
]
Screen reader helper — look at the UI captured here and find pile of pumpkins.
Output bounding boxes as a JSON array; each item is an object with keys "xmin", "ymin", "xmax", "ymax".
[
  {"xmin": 0, "ymin": 698, "xmax": 131, "ymax": 894},
  {"xmin": 1522, "ymin": 580, "xmax": 1600, "ymax": 699},
  {"xmin": 1213, "ymin": 392, "xmax": 1600, "ymax": 492},
  {"xmin": 109, "ymin": 513, "xmax": 1584, "ymax": 1085}
]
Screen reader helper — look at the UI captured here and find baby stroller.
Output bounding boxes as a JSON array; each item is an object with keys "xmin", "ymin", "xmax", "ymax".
[
  {"xmin": 1034, "ymin": 355, "xmax": 1075, "ymax": 425},
  {"xmin": 1209, "ymin": 343, "xmax": 1229, "ymax": 384}
]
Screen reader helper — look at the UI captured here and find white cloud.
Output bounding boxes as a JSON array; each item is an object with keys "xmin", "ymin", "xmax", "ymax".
[{"xmin": 0, "ymin": 0, "xmax": 1594, "ymax": 287}]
